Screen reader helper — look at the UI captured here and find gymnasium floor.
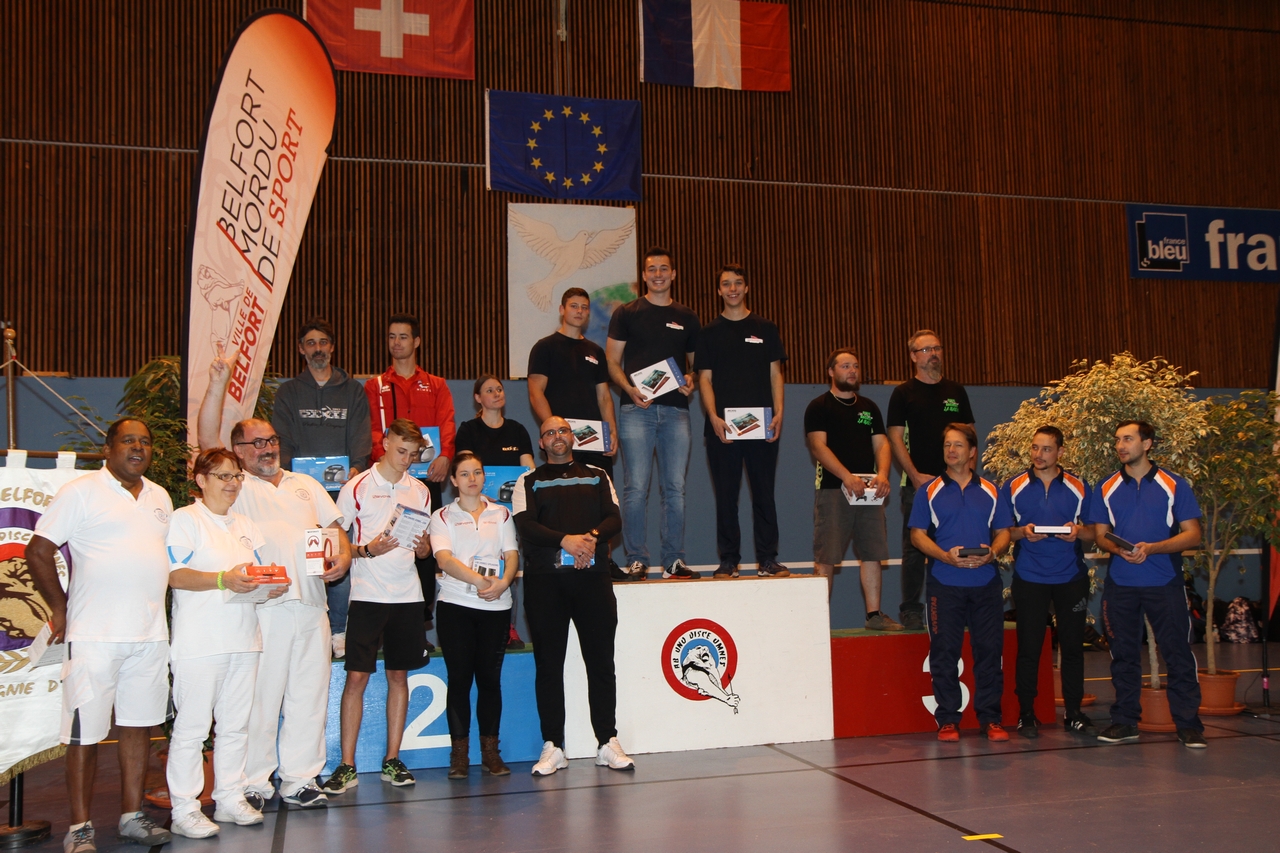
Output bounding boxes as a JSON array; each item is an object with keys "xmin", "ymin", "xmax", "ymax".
[{"xmin": 10, "ymin": 644, "xmax": 1279, "ymax": 853}]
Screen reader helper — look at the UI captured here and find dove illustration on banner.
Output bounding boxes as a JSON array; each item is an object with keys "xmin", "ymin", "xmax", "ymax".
[{"xmin": 508, "ymin": 208, "xmax": 635, "ymax": 311}]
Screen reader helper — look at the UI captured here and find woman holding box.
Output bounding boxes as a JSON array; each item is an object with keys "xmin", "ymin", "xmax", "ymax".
[
  {"xmin": 428, "ymin": 451, "xmax": 519, "ymax": 779},
  {"xmin": 165, "ymin": 448, "xmax": 289, "ymax": 838}
]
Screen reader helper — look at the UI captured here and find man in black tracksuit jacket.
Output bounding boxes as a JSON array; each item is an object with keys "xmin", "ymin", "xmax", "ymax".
[{"xmin": 513, "ymin": 416, "xmax": 633, "ymax": 775}]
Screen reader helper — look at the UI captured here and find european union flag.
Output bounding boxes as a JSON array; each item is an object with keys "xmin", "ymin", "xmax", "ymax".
[{"xmin": 486, "ymin": 89, "xmax": 642, "ymax": 202}]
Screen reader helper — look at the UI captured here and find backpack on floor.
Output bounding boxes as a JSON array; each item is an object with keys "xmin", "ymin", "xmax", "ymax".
[{"xmin": 1220, "ymin": 596, "xmax": 1260, "ymax": 644}]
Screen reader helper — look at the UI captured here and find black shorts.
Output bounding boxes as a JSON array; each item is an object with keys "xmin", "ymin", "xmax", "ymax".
[{"xmin": 345, "ymin": 600, "xmax": 428, "ymax": 673}]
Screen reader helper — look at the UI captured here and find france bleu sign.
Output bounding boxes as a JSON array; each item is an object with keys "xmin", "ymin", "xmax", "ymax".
[{"xmin": 1127, "ymin": 203, "xmax": 1280, "ymax": 282}]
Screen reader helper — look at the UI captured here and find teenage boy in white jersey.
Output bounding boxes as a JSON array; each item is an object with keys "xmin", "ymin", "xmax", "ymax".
[
  {"xmin": 323, "ymin": 420, "xmax": 433, "ymax": 792},
  {"xmin": 27, "ymin": 419, "xmax": 175, "ymax": 853},
  {"xmin": 198, "ymin": 349, "xmax": 353, "ymax": 809}
]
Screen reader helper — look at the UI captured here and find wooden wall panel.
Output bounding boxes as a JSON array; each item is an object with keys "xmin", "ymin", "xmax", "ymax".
[{"xmin": 3, "ymin": 0, "xmax": 1278, "ymax": 388}]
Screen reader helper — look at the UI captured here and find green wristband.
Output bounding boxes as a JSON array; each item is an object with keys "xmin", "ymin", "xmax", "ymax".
[{"xmin": 216, "ymin": 570, "xmax": 226, "ymax": 591}]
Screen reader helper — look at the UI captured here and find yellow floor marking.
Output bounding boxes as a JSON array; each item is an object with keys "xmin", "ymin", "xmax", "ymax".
[{"xmin": 962, "ymin": 834, "xmax": 1004, "ymax": 841}]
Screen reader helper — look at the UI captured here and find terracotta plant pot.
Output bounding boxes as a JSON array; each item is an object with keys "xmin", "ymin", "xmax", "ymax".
[
  {"xmin": 143, "ymin": 748, "xmax": 216, "ymax": 808},
  {"xmin": 1198, "ymin": 669, "xmax": 1243, "ymax": 716},
  {"xmin": 1137, "ymin": 687, "xmax": 1177, "ymax": 733}
]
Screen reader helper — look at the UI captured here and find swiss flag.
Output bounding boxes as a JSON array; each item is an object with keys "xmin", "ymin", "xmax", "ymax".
[{"xmin": 304, "ymin": 0, "xmax": 474, "ymax": 79}]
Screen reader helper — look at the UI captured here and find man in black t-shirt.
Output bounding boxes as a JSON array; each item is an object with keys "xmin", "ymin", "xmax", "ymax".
[
  {"xmin": 885, "ymin": 330, "xmax": 974, "ymax": 630},
  {"xmin": 695, "ymin": 263, "xmax": 789, "ymax": 579},
  {"xmin": 528, "ymin": 287, "xmax": 618, "ymax": 479},
  {"xmin": 606, "ymin": 247, "xmax": 701, "ymax": 581},
  {"xmin": 804, "ymin": 349, "xmax": 901, "ymax": 630}
]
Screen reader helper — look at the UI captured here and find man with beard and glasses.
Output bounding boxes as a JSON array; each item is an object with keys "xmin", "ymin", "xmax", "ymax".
[
  {"xmin": 512, "ymin": 417, "xmax": 633, "ymax": 776},
  {"xmin": 27, "ymin": 418, "xmax": 175, "ymax": 853},
  {"xmin": 272, "ymin": 317, "xmax": 371, "ymax": 657},
  {"xmin": 804, "ymin": 348, "xmax": 899, "ymax": 630},
  {"xmin": 886, "ymin": 330, "xmax": 974, "ymax": 630},
  {"xmin": 199, "ymin": 350, "xmax": 354, "ymax": 809}
]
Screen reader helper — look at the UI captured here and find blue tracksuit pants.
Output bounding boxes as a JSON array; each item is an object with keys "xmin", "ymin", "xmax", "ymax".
[
  {"xmin": 926, "ymin": 574, "xmax": 1005, "ymax": 727},
  {"xmin": 1100, "ymin": 577, "xmax": 1203, "ymax": 732}
]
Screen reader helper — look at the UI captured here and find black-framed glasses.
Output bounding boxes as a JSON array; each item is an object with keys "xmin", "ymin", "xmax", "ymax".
[
  {"xmin": 913, "ymin": 345, "xmax": 943, "ymax": 355},
  {"xmin": 206, "ymin": 472, "xmax": 246, "ymax": 483},
  {"xmin": 541, "ymin": 427, "xmax": 573, "ymax": 438},
  {"xmin": 233, "ymin": 436, "xmax": 280, "ymax": 449}
]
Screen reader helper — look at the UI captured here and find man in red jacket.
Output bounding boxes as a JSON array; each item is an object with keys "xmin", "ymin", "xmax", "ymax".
[{"xmin": 364, "ymin": 313, "xmax": 456, "ymax": 641}]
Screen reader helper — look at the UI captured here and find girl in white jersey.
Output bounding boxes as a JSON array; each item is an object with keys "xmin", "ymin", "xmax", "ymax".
[
  {"xmin": 428, "ymin": 451, "xmax": 519, "ymax": 779},
  {"xmin": 165, "ymin": 449, "xmax": 289, "ymax": 839}
]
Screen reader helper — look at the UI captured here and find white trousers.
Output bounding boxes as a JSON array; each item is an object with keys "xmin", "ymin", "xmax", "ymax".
[
  {"xmin": 167, "ymin": 652, "xmax": 259, "ymax": 817},
  {"xmin": 244, "ymin": 602, "xmax": 332, "ymax": 798}
]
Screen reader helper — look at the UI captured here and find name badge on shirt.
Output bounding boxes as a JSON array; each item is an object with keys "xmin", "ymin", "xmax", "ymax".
[
  {"xmin": 745, "ymin": 336, "xmax": 764, "ymax": 344},
  {"xmin": 666, "ymin": 322, "xmax": 684, "ymax": 330},
  {"xmin": 585, "ymin": 355, "xmax": 599, "ymax": 364}
]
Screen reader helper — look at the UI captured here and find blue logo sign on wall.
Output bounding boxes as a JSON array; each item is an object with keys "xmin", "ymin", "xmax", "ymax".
[{"xmin": 1127, "ymin": 203, "xmax": 1280, "ymax": 282}]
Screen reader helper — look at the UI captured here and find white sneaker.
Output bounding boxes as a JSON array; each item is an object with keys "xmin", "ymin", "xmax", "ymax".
[
  {"xmin": 531, "ymin": 741, "xmax": 568, "ymax": 776},
  {"xmin": 596, "ymin": 737, "xmax": 635, "ymax": 771},
  {"xmin": 213, "ymin": 798, "xmax": 263, "ymax": 826},
  {"xmin": 332, "ymin": 632, "xmax": 346, "ymax": 659},
  {"xmin": 170, "ymin": 811, "xmax": 220, "ymax": 839}
]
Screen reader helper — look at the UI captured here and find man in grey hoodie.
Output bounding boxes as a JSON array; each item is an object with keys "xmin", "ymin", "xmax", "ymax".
[{"xmin": 273, "ymin": 317, "xmax": 372, "ymax": 654}]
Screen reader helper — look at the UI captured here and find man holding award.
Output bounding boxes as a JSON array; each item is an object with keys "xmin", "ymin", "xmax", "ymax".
[
  {"xmin": 696, "ymin": 263, "xmax": 789, "ymax": 580},
  {"xmin": 323, "ymin": 419, "xmax": 432, "ymax": 793},
  {"xmin": 606, "ymin": 247, "xmax": 701, "ymax": 580},
  {"xmin": 804, "ymin": 348, "xmax": 898, "ymax": 629}
]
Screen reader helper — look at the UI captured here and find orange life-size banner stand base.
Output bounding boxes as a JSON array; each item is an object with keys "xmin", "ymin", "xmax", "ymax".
[{"xmin": 832, "ymin": 626, "xmax": 1056, "ymax": 737}]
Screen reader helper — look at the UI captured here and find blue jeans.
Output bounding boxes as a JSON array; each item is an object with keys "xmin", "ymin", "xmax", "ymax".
[
  {"xmin": 618, "ymin": 403, "xmax": 690, "ymax": 566},
  {"xmin": 326, "ymin": 574, "xmax": 350, "ymax": 634}
]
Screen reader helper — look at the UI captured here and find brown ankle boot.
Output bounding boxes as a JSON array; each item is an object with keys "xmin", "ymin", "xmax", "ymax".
[
  {"xmin": 448, "ymin": 738, "xmax": 469, "ymax": 779},
  {"xmin": 480, "ymin": 735, "xmax": 510, "ymax": 776}
]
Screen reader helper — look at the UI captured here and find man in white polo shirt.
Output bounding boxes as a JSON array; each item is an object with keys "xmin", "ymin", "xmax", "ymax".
[
  {"xmin": 323, "ymin": 419, "xmax": 432, "ymax": 793},
  {"xmin": 197, "ymin": 354, "xmax": 354, "ymax": 810},
  {"xmin": 27, "ymin": 418, "xmax": 174, "ymax": 853}
]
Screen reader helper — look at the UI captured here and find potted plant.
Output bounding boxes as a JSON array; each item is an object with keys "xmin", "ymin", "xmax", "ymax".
[
  {"xmin": 1188, "ymin": 390, "xmax": 1280, "ymax": 715},
  {"xmin": 984, "ymin": 353, "xmax": 1208, "ymax": 726}
]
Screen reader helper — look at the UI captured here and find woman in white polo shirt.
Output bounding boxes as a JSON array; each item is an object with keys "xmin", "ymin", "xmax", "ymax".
[
  {"xmin": 165, "ymin": 448, "xmax": 289, "ymax": 839},
  {"xmin": 428, "ymin": 451, "xmax": 519, "ymax": 780}
]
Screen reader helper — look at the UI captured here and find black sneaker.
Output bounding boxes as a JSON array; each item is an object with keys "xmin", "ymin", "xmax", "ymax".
[
  {"xmin": 381, "ymin": 757, "xmax": 416, "ymax": 786},
  {"xmin": 282, "ymin": 783, "xmax": 328, "ymax": 807},
  {"xmin": 713, "ymin": 561, "xmax": 739, "ymax": 579},
  {"xmin": 321, "ymin": 763, "xmax": 358, "ymax": 794},
  {"xmin": 1096, "ymin": 724, "xmax": 1140, "ymax": 744},
  {"xmin": 625, "ymin": 560, "xmax": 649, "ymax": 581},
  {"xmin": 663, "ymin": 559, "xmax": 700, "ymax": 579},
  {"xmin": 1177, "ymin": 728, "xmax": 1208, "ymax": 749},
  {"xmin": 1064, "ymin": 713, "xmax": 1098, "ymax": 736},
  {"xmin": 1017, "ymin": 713, "xmax": 1039, "ymax": 739},
  {"xmin": 757, "ymin": 560, "xmax": 791, "ymax": 578},
  {"xmin": 244, "ymin": 790, "xmax": 266, "ymax": 811},
  {"xmin": 608, "ymin": 560, "xmax": 631, "ymax": 582},
  {"xmin": 900, "ymin": 611, "xmax": 925, "ymax": 631}
]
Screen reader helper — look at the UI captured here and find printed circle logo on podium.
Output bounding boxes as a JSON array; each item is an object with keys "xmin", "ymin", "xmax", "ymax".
[{"xmin": 661, "ymin": 619, "xmax": 741, "ymax": 713}]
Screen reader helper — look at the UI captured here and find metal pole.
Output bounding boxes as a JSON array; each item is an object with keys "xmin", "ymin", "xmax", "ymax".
[
  {"xmin": 1262, "ymin": 545, "xmax": 1271, "ymax": 709},
  {"xmin": 4, "ymin": 326, "xmax": 15, "ymax": 450}
]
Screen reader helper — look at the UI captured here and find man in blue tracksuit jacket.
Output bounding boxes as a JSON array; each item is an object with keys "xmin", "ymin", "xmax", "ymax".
[
  {"xmin": 1087, "ymin": 420, "xmax": 1206, "ymax": 749},
  {"xmin": 909, "ymin": 423, "xmax": 1012, "ymax": 743},
  {"xmin": 998, "ymin": 425, "xmax": 1096, "ymax": 739}
]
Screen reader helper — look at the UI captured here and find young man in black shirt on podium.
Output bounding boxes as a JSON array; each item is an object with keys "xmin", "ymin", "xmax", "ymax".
[{"xmin": 696, "ymin": 263, "xmax": 790, "ymax": 580}]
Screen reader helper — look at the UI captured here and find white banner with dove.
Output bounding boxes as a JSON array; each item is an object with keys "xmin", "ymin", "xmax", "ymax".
[{"xmin": 506, "ymin": 203, "xmax": 637, "ymax": 377}]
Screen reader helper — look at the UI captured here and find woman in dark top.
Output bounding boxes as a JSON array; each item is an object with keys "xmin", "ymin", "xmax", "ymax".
[
  {"xmin": 454, "ymin": 374, "xmax": 535, "ymax": 468},
  {"xmin": 453, "ymin": 373, "xmax": 535, "ymax": 649}
]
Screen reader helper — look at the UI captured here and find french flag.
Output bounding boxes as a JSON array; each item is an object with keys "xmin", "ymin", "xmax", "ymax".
[{"xmin": 640, "ymin": 0, "xmax": 791, "ymax": 92}]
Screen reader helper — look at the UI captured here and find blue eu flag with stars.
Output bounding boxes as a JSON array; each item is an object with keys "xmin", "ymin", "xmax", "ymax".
[{"xmin": 486, "ymin": 90, "xmax": 642, "ymax": 202}]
